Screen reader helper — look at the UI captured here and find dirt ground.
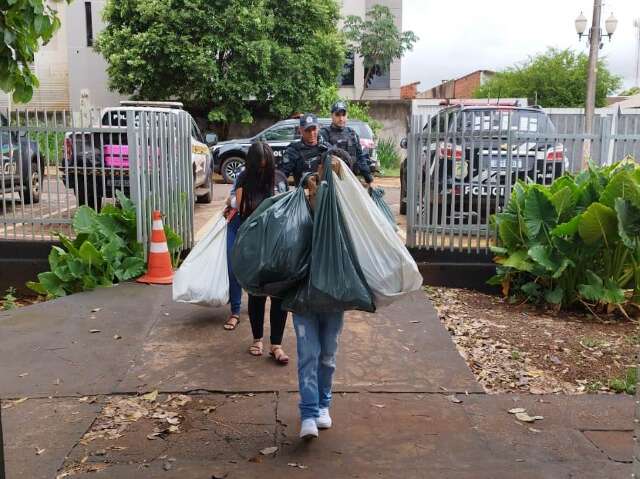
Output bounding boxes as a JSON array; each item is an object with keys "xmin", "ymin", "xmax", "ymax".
[{"xmin": 427, "ymin": 286, "xmax": 639, "ymax": 395}]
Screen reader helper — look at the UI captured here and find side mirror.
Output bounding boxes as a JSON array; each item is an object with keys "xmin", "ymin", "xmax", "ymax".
[
  {"xmin": 400, "ymin": 137, "xmax": 408, "ymax": 149},
  {"xmin": 205, "ymin": 132, "xmax": 218, "ymax": 146}
]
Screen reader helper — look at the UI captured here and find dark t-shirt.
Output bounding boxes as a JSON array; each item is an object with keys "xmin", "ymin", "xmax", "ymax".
[{"xmin": 236, "ymin": 170, "xmax": 289, "ymax": 219}]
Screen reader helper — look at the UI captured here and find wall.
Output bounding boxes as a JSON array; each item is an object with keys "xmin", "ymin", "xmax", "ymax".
[
  {"xmin": 368, "ymin": 100, "xmax": 411, "ymax": 142},
  {"xmin": 66, "ymin": 0, "xmax": 127, "ymax": 112},
  {"xmin": 339, "ymin": 0, "xmax": 402, "ymax": 101}
]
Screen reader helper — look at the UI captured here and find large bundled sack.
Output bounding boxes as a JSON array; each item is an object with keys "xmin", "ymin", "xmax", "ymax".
[
  {"xmin": 284, "ymin": 155, "xmax": 375, "ymax": 314},
  {"xmin": 173, "ymin": 214, "xmax": 229, "ymax": 306},
  {"xmin": 231, "ymin": 187, "xmax": 313, "ymax": 297},
  {"xmin": 369, "ymin": 186, "xmax": 397, "ymax": 230},
  {"xmin": 333, "ymin": 159, "xmax": 423, "ymax": 306}
]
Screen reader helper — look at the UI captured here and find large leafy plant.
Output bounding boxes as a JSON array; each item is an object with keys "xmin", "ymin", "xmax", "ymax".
[
  {"xmin": 27, "ymin": 192, "xmax": 174, "ymax": 298},
  {"xmin": 491, "ymin": 159, "xmax": 640, "ymax": 316}
]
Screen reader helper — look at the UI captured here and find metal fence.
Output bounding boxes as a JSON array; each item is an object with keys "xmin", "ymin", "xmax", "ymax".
[
  {"xmin": 0, "ymin": 107, "xmax": 194, "ymax": 253},
  {"xmin": 405, "ymin": 108, "xmax": 640, "ymax": 253}
]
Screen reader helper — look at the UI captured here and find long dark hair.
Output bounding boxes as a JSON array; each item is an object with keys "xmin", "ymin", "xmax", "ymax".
[{"xmin": 239, "ymin": 141, "xmax": 276, "ymax": 218}]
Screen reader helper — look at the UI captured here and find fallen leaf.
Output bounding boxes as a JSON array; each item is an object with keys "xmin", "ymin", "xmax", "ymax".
[
  {"xmin": 288, "ymin": 462, "xmax": 308, "ymax": 469},
  {"xmin": 166, "ymin": 417, "xmax": 180, "ymax": 425},
  {"xmin": 260, "ymin": 446, "xmax": 278, "ymax": 455},
  {"xmin": 532, "ymin": 415, "xmax": 544, "ymax": 420},
  {"xmin": 371, "ymin": 403, "xmax": 385, "ymax": 408},
  {"xmin": 447, "ymin": 395, "xmax": 463, "ymax": 404},
  {"xmin": 163, "ymin": 461, "xmax": 172, "ymax": 471},
  {"xmin": 515, "ymin": 412, "xmax": 536, "ymax": 423},
  {"xmin": 91, "ymin": 308, "xmax": 101, "ymax": 313},
  {"xmin": 35, "ymin": 447, "xmax": 46, "ymax": 455},
  {"xmin": 94, "ymin": 449, "xmax": 106, "ymax": 456},
  {"xmin": 19, "ymin": 372, "xmax": 29, "ymax": 378},
  {"xmin": 410, "ymin": 320, "xmax": 421, "ymax": 323},
  {"xmin": 54, "ymin": 378, "xmax": 61, "ymax": 385},
  {"xmin": 508, "ymin": 408, "xmax": 526, "ymax": 414},
  {"xmin": 529, "ymin": 428, "xmax": 541, "ymax": 433},
  {"xmin": 89, "ymin": 329, "xmax": 101, "ymax": 334},
  {"xmin": 113, "ymin": 334, "xmax": 122, "ymax": 340},
  {"xmin": 141, "ymin": 390, "xmax": 158, "ymax": 402},
  {"xmin": 203, "ymin": 406, "xmax": 217, "ymax": 414},
  {"xmin": 146, "ymin": 433, "xmax": 161, "ymax": 440}
]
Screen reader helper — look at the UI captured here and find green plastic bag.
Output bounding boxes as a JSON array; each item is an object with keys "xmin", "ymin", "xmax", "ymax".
[
  {"xmin": 283, "ymin": 152, "xmax": 375, "ymax": 314},
  {"xmin": 231, "ymin": 187, "xmax": 313, "ymax": 297},
  {"xmin": 369, "ymin": 186, "xmax": 397, "ymax": 230}
]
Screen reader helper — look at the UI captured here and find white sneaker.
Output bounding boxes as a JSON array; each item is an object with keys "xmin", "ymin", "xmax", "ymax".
[
  {"xmin": 299, "ymin": 418, "xmax": 319, "ymax": 439},
  {"xmin": 316, "ymin": 408, "xmax": 332, "ymax": 429}
]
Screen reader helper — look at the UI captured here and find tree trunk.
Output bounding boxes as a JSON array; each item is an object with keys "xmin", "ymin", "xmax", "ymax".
[{"xmin": 360, "ymin": 67, "xmax": 374, "ymax": 101}]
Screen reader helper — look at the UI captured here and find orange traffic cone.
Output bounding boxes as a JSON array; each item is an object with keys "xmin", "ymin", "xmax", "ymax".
[{"xmin": 137, "ymin": 211, "xmax": 174, "ymax": 284}]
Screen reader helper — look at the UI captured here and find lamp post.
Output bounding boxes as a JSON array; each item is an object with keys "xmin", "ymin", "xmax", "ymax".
[{"xmin": 575, "ymin": 1, "xmax": 617, "ymax": 169}]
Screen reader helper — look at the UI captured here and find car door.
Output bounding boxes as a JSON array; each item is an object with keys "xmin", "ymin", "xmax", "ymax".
[
  {"xmin": 262, "ymin": 125, "xmax": 298, "ymax": 167},
  {"xmin": 190, "ymin": 119, "xmax": 210, "ymax": 186}
]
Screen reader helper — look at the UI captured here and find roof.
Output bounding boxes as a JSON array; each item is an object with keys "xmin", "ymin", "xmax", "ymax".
[{"xmin": 609, "ymin": 94, "xmax": 640, "ymax": 109}]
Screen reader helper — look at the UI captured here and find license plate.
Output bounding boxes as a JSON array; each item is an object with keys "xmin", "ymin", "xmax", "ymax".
[
  {"xmin": 106, "ymin": 178, "xmax": 130, "ymax": 188},
  {"xmin": 490, "ymin": 158, "xmax": 522, "ymax": 169},
  {"xmin": 463, "ymin": 185, "xmax": 506, "ymax": 197}
]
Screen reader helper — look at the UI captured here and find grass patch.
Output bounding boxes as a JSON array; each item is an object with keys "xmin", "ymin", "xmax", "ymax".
[{"xmin": 608, "ymin": 367, "xmax": 637, "ymax": 394}]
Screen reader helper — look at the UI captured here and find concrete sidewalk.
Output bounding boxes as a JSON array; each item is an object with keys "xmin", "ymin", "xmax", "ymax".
[{"xmin": 0, "ymin": 284, "xmax": 633, "ymax": 478}]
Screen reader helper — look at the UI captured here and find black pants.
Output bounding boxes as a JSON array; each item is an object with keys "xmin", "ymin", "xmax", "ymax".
[{"xmin": 248, "ymin": 295, "xmax": 288, "ymax": 345}]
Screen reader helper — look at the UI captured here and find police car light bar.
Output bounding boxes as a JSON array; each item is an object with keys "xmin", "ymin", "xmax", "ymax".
[
  {"xmin": 120, "ymin": 101, "xmax": 184, "ymax": 109},
  {"xmin": 439, "ymin": 99, "xmax": 520, "ymax": 107}
]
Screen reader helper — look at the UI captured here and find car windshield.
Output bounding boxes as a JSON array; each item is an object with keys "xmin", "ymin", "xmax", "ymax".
[
  {"xmin": 456, "ymin": 109, "xmax": 555, "ymax": 134},
  {"xmin": 348, "ymin": 122, "xmax": 374, "ymax": 139}
]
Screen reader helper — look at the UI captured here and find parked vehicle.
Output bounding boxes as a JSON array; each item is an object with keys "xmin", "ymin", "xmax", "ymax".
[
  {"xmin": 211, "ymin": 118, "xmax": 378, "ymax": 183},
  {"xmin": 1, "ymin": 112, "xmax": 42, "ymax": 204},
  {"xmin": 62, "ymin": 101, "xmax": 216, "ymax": 210},
  {"xmin": 399, "ymin": 104, "xmax": 567, "ymax": 219}
]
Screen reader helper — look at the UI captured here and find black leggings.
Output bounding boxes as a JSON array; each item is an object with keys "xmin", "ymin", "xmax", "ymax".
[{"xmin": 248, "ymin": 295, "xmax": 288, "ymax": 345}]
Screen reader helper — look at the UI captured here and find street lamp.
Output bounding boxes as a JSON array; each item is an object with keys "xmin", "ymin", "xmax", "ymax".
[{"xmin": 575, "ymin": 2, "xmax": 617, "ymax": 169}]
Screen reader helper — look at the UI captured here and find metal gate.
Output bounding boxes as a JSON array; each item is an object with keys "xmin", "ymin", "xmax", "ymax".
[
  {"xmin": 406, "ymin": 107, "xmax": 640, "ymax": 253},
  {"xmin": 0, "ymin": 107, "xmax": 194, "ymax": 252}
]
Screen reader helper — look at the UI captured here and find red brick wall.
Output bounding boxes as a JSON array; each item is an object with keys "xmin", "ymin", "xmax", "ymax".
[
  {"xmin": 453, "ymin": 71, "xmax": 483, "ymax": 99},
  {"xmin": 401, "ymin": 82, "xmax": 420, "ymax": 99}
]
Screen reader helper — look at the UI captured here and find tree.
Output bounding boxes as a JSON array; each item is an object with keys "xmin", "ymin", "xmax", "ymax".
[
  {"xmin": 0, "ymin": 0, "xmax": 63, "ymax": 103},
  {"xmin": 474, "ymin": 48, "xmax": 622, "ymax": 108},
  {"xmin": 97, "ymin": 0, "xmax": 345, "ymax": 134},
  {"xmin": 620, "ymin": 86, "xmax": 640, "ymax": 97},
  {"xmin": 343, "ymin": 5, "xmax": 417, "ymax": 100}
]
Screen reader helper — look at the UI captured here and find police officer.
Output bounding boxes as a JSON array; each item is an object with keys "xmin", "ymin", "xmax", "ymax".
[
  {"xmin": 280, "ymin": 113, "xmax": 327, "ymax": 186},
  {"xmin": 319, "ymin": 101, "xmax": 374, "ymax": 186}
]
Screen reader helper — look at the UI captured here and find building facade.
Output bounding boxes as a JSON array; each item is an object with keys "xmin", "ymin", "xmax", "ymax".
[
  {"xmin": 419, "ymin": 70, "xmax": 495, "ymax": 100},
  {"xmin": 2, "ymin": 0, "xmax": 404, "ymax": 111}
]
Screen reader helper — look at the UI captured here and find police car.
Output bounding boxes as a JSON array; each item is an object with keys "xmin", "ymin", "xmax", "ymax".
[{"xmin": 211, "ymin": 118, "xmax": 378, "ymax": 183}]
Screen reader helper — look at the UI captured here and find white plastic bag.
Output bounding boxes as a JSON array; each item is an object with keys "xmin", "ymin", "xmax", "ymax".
[
  {"xmin": 172, "ymin": 214, "xmax": 229, "ymax": 306},
  {"xmin": 332, "ymin": 160, "xmax": 423, "ymax": 306}
]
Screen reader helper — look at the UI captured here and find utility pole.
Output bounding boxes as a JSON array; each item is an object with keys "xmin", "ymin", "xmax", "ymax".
[{"xmin": 583, "ymin": 0, "xmax": 602, "ymax": 168}]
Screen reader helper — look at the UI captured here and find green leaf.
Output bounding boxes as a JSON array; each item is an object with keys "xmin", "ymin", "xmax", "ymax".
[
  {"xmin": 79, "ymin": 241, "xmax": 104, "ymax": 267},
  {"xmin": 545, "ymin": 286, "xmax": 564, "ymax": 304},
  {"xmin": 527, "ymin": 245, "xmax": 557, "ymax": 271},
  {"xmin": 37, "ymin": 271, "xmax": 66, "ymax": 297},
  {"xmin": 550, "ymin": 186, "xmax": 576, "ymax": 222},
  {"xmin": 501, "ymin": 250, "xmax": 534, "ymax": 272},
  {"xmin": 115, "ymin": 257, "xmax": 146, "ymax": 281},
  {"xmin": 578, "ymin": 270, "xmax": 604, "ymax": 302},
  {"xmin": 495, "ymin": 213, "xmax": 523, "ymax": 249},
  {"xmin": 551, "ymin": 216, "xmax": 580, "ymax": 237},
  {"xmin": 490, "ymin": 246, "xmax": 508, "ymax": 255},
  {"xmin": 602, "ymin": 278, "xmax": 625, "ymax": 305},
  {"xmin": 26, "ymin": 281, "xmax": 47, "ymax": 295},
  {"xmin": 600, "ymin": 170, "xmax": 640, "ymax": 209},
  {"xmin": 523, "ymin": 187, "xmax": 556, "ymax": 241},
  {"xmin": 73, "ymin": 206, "xmax": 98, "ymax": 234},
  {"xmin": 578, "ymin": 202, "xmax": 618, "ymax": 246},
  {"xmin": 615, "ymin": 198, "xmax": 640, "ymax": 250},
  {"xmin": 521, "ymin": 281, "xmax": 541, "ymax": 298}
]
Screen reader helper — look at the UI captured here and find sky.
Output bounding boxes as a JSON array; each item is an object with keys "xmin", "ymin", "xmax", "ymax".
[{"xmin": 401, "ymin": 0, "xmax": 639, "ymax": 94}]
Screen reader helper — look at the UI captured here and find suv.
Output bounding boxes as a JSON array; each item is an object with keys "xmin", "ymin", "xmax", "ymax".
[
  {"xmin": 63, "ymin": 101, "xmax": 215, "ymax": 210},
  {"xmin": 212, "ymin": 118, "xmax": 378, "ymax": 183},
  {"xmin": 399, "ymin": 104, "xmax": 567, "ymax": 218},
  {"xmin": 1, "ymin": 112, "xmax": 42, "ymax": 204}
]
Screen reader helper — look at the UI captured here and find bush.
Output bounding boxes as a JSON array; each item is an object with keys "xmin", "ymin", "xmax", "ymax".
[
  {"xmin": 27, "ymin": 191, "xmax": 181, "ymax": 298},
  {"xmin": 490, "ymin": 159, "xmax": 640, "ymax": 316},
  {"xmin": 376, "ymin": 138, "xmax": 400, "ymax": 172}
]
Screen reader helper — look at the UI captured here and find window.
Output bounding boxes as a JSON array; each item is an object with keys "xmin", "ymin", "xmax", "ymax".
[
  {"xmin": 263, "ymin": 126, "xmax": 296, "ymax": 142},
  {"xmin": 365, "ymin": 64, "xmax": 390, "ymax": 89},
  {"xmin": 85, "ymin": 2, "xmax": 94, "ymax": 47},
  {"xmin": 191, "ymin": 120, "xmax": 204, "ymax": 142},
  {"xmin": 340, "ymin": 52, "xmax": 355, "ymax": 87}
]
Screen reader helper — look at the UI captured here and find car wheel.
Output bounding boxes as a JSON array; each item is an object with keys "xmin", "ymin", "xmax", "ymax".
[
  {"xmin": 75, "ymin": 179, "xmax": 102, "ymax": 211},
  {"xmin": 196, "ymin": 172, "xmax": 214, "ymax": 204},
  {"xmin": 221, "ymin": 157, "xmax": 244, "ymax": 184},
  {"xmin": 21, "ymin": 161, "xmax": 41, "ymax": 204}
]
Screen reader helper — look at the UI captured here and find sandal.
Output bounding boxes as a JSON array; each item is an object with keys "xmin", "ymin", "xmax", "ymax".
[
  {"xmin": 224, "ymin": 315, "xmax": 240, "ymax": 331},
  {"xmin": 270, "ymin": 345, "xmax": 289, "ymax": 365},
  {"xmin": 249, "ymin": 339, "xmax": 263, "ymax": 356}
]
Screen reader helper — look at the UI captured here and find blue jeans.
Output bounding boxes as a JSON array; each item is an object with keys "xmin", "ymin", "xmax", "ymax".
[
  {"xmin": 293, "ymin": 312, "xmax": 344, "ymax": 420},
  {"xmin": 226, "ymin": 215, "xmax": 242, "ymax": 315}
]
